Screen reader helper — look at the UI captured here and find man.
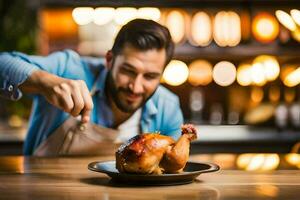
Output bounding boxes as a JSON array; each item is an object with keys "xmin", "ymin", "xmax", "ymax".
[{"xmin": 0, "ymin": 19, "xmax": 184, "ymax": 155}]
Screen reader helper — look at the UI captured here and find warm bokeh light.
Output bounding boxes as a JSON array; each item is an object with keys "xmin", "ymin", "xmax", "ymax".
[
  {"xmin": 213, "ymin": 61, "xmax": 236, "ymax": 86},
  {"xmin": 256, "ymin": 185, "xmax": 279, "ymax": 198},
  {"xmin": 269, "ymin": 85, "xmax": 280, "ymax": 103},
  {"xmin": 252, "ymin": 12, "xmax": 279, "ymax": 43},
  {"xmin": 237, "ymin": 63, "xmax": 252, "ymax": 86},
  {"xmin": 1, "ymin": 157, "xmax": 24, "ymax": 173},
  {"xmin": 244, "ymin": 103, "xmax": 275, "ymax": 124},
  {"xmin": 246, "ymin": 154, "xmax": 266, "ymax": 171},
  {"xmin": 260, "ymin": 154, "xmax": 280, "ymax": 171},
  {"xmin": 162, "ymin": 60, "xmax": 189, "ymax": 86},
  {"xmin": 72, "ymin": 7, "xmax": 94, "ymax": 25},
  {"xmin": 291, "ymin": 28, "xmax": 300, "ymax": 42},
  {"xmin": 114, "ymin": 7, "xmax": 137, "ymax": 25},
  {"xmin": 251, "ymin": 87, "xmax": 264, "ymax": 103},
  {"xmin": 189, "ymin": 11, "xmax": 212, "ymax": 46},
  {"xmin": 213, "ymin": 11, "xmax": 241, "ymax": 47},
  {"xmin": 284, "ymin": 67, "xmax": 300, "ymax": 87},
  {"xmin": 41, "ymin": 9, "xmax": 77, "ymax": 40},
  {"xmin": 286, "ymin": 10, "xmax": 300, "ymax": 42},
  {"xmin": 188, "ymin": 60, "xmax": 213, "ymax": 86},
  {"xmin": 285, "ymin": 88, "xmax": 296, "ymax": 103},
  {"xmin": 251, "ymin": 63, "xmax": 267, "ymax": 86},
  {"xmin": 291, "ymin": 9, "xmax": 300, "ymax": 26},
  {"xmin": 237, "ymin": 56, "xmax": 279, "ymax": 87},
  {"xmin": 77, "ymin": 20, "xmax": 119, "ymax": 56},
  {"xmin": 280, "ymin": 64, "xmax": 297, "ymax": 81},
  {"xmin": 165, "ymin": 10, "xmax": 186, "ymax": 43},
  {"xmin": 237, "ymin": 154, "xmax": 280, "ymax": 171},
  {"xmin": 236, "ymin": 153, "xmax": 253, "ymax": 169},
  {"xmin": 253, "ymin": 55, "xmax": 280, "ymax": 81},
  {"xmin": 8, "ymin": 115, "xmax": 23, "ymax": 128},
  {"xmin": 137, "ymin": 7, "xmax": 161, "ymax": 21},
  {"xmin": 275, "ymin": 10, "xmax": 297, "ymax": 31},
  {"xmin": 285, "ymin": 153, "xmax": 300, "ymax": 166},
  {"xmin": 93, "ymin": 7, "xmax": 115, "ymax": 25}
]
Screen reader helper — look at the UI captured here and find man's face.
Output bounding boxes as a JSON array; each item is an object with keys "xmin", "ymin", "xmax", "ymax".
[{"xmin": 106, "ymin": 45, "xmax": 166, "ymax": 113}]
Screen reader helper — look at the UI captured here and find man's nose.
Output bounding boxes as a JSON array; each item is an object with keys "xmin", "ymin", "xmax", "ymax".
[{"xmin": 129, "ymin": 75, "xmax": 144, "ymax": 94}]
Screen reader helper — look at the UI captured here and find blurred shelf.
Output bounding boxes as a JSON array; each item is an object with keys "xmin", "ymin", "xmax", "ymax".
[
  {"xmin": 0, "ymin": 122, "xmax": 26, "ymax": 142},
  {"xmin": 0, "ymin": 124, "xmax": 299, "ymax": 155},
  {"xmin": 191, "ymin": 125, "xmax": 300, "ymax": 154},
  {"xmin": 174, "ymin": 43, "xmax": 300, "ymax": 61},
  {"xmin": 0, "ymin": 129, "xmax": 26, "ymax": 142},
  {"xmin": 195, "ymin": 125, "xmax": 300, "ymax": 142}
]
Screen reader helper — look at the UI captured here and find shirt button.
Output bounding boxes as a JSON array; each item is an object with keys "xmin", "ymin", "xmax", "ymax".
[{"xmin": 8, "ymin": 85, "xmax": 14, "ymax": 92}]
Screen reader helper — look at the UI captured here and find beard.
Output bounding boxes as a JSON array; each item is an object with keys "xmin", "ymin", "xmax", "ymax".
[{"xmin": 106, "ymin": 70, "xmax": 156, "ymax": 113}]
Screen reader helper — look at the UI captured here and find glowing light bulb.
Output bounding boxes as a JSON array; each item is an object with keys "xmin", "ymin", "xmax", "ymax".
[
  {"xmin": 213, "ymin": 61, "xmax": 236, "ymax": 86},
  {"xmin": 291, "ymin": 9, "xmax": 300, "ymax": 26},
  {"xmin": 72, "ymin": 7, "xmax": 94, "ymax": 25},
  {"xmin": 114, "ymin": 7, "xmax": 137, "ymax": 25},
  {"xmin": 190, "ymin": 11, "xmax": 212, "ymax": 46},
  {"xmin": 253, "ymin": 55, "xmax": 280, "ymax": 81},
  {"xmin": 93, "ymin": 7, "xmax": 115, "ymax": 25},
  {"xmin": 252, "ymin": 12, "xmax": 279, "ymax": 43},
  {"xmin": 137, "ymin": 7, "xmax": 161, "ymax": 21},
  {"xmin": 251, "ymin": 63, "xmax": 267, "ymax": 86},
  {"xmin": 188, "ymin": 60, "xmax": 213, "ymax": 86},
  {"xmin": 213, "ymin": 11, "xmax": 241, "ymax": 47},
  {"xmin": 163, "ymin": 60, "xmax": 189, "ymax": 86},
  {"xmin": 237, "ymin": 63, "xmax": 252, "ymax": 86},
  {"xmin": 284, "ymin": 67, "xmax": 300, "ymax": 87},
  {"xmin": 165, "ymin": 10, "xmax": 186, "ymax": 43},
  {"xmin": 275, "ymin": 10, "xmax": 297, "ymax": 31}
]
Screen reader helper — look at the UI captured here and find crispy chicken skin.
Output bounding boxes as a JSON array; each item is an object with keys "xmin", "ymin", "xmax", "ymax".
[{"xmin": 115, "ymin": 124, "xmax": 197, "ymax": 174}]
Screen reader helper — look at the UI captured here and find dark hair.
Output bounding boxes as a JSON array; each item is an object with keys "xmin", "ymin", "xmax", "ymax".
[{"xmin": 111, "ymin": 19, "xmax": 174, "ymax": 66}]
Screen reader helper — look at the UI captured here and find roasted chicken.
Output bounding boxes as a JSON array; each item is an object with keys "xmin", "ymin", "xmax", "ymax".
[{"xmin": 115, "ymin": 124, "xmax": 197, "ymax": 174}]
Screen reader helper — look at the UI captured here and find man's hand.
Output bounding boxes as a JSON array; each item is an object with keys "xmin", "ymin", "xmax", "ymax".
[{"xmin": 19, "ymin": 70, "xmax": 93, "ymax": 123}]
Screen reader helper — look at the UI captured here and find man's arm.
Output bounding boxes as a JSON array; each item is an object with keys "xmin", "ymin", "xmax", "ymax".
[{"xmin": 0, "ymin": 50, "xmax": 93, "ymax": 123}]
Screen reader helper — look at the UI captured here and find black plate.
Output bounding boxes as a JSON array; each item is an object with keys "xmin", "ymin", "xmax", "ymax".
[{"xmin": 88, "ymin": 161, "xmax": 219, "ymax": 186}]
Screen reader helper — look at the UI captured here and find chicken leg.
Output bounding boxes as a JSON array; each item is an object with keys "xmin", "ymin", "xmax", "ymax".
[{"xmin": 160, "ymin": 124, "xmax": 197, "ymax": 173}]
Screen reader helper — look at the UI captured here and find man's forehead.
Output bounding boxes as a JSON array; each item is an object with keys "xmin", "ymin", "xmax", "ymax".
[{"xmin": 117, "ymin": 46, "xmax": 166, "ymax": 71}]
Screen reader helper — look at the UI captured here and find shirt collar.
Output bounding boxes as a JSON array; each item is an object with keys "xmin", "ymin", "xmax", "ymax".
[
  {"xmin": 92, "ymin": 65, "xmax": 108, "ymax": 96},
  {"xmin": 143, "ymin": 98, "xmax": 158, "ymax": 116}
]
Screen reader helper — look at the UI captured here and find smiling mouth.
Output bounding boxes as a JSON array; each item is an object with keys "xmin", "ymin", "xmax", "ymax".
[
  {"xmin": 126, "ymin": 93, "xmax": 142, "ymax": 101},
  {"xmin": 120, "ymin": 91, "xmax": 142, "ymax": 101}
]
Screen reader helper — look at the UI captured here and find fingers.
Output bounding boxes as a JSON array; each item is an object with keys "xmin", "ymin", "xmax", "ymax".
[
  {"xmin": 53, "ymin": 79, "xmax": 93, "ymax": 123},
  {"xmin": 81, "ymin": 109, "xmax": 91, "ymax": 123},
  {"xmin": 69, "ymin": 81, "xmax": 85, "ymax": 117},
  {"xmin": 57, "ymin": 83, "xmax": 74, "ymax": 113},
  {"xmin": 79, "ymin": 80, "xmax": 94, "ymax": 123}
]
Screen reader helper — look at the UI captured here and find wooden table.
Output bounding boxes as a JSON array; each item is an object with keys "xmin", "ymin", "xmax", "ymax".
[{"xmin": 0, "ymin": 155, "xmax": 299, "ymax": 200}]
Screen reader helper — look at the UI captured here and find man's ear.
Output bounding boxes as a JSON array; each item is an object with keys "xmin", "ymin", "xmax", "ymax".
[{"xmin": 105, "ymin": 50, "xmax": 113, "ymax": 70}]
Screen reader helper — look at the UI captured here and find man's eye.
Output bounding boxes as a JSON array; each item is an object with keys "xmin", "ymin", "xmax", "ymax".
[
  {"xmin": 144, "ymin": 74, "xmax": 158, "ymax": 80},
  {"xmin": 121, "ymin": 68, "xmax": 136, "ymax": 75}
]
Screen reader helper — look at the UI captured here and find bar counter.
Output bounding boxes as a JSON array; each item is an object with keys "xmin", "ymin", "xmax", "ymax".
[
  {"xmin": 0, "ymin": 154, "xmax": 299, "ymax": 200},
  {"xmin": 1, "ymin": 125, "xmax": 300, "ymax": 155}
]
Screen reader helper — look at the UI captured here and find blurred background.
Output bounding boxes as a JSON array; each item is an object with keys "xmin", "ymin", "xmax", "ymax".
[{"xmin": 0, "ymin": 0, "xmax": 300, "ymax": 157}]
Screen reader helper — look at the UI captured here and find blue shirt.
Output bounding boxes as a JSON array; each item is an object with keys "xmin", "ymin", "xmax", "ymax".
[{"xmin": 0, "ymin": 50, "xmax": 184, "ymax": 155}]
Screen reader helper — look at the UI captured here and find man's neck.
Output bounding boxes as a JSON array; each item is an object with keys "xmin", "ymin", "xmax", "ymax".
[
  {"xmin": 104, "ymin": 89, "xmax": 132, "ymax": 128},
  {"xmin": 110, "ymin": 99, "xmax": 133, "ymax": 128}
]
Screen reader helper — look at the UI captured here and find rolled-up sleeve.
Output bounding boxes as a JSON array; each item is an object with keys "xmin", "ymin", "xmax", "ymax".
[
  {"xmin": 0, "ymin": 50, "xmax": 80, "ymax": 100},
  {"xmin": 0, "ymin": 52, "xmax": 39, "ymax": 100}
]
